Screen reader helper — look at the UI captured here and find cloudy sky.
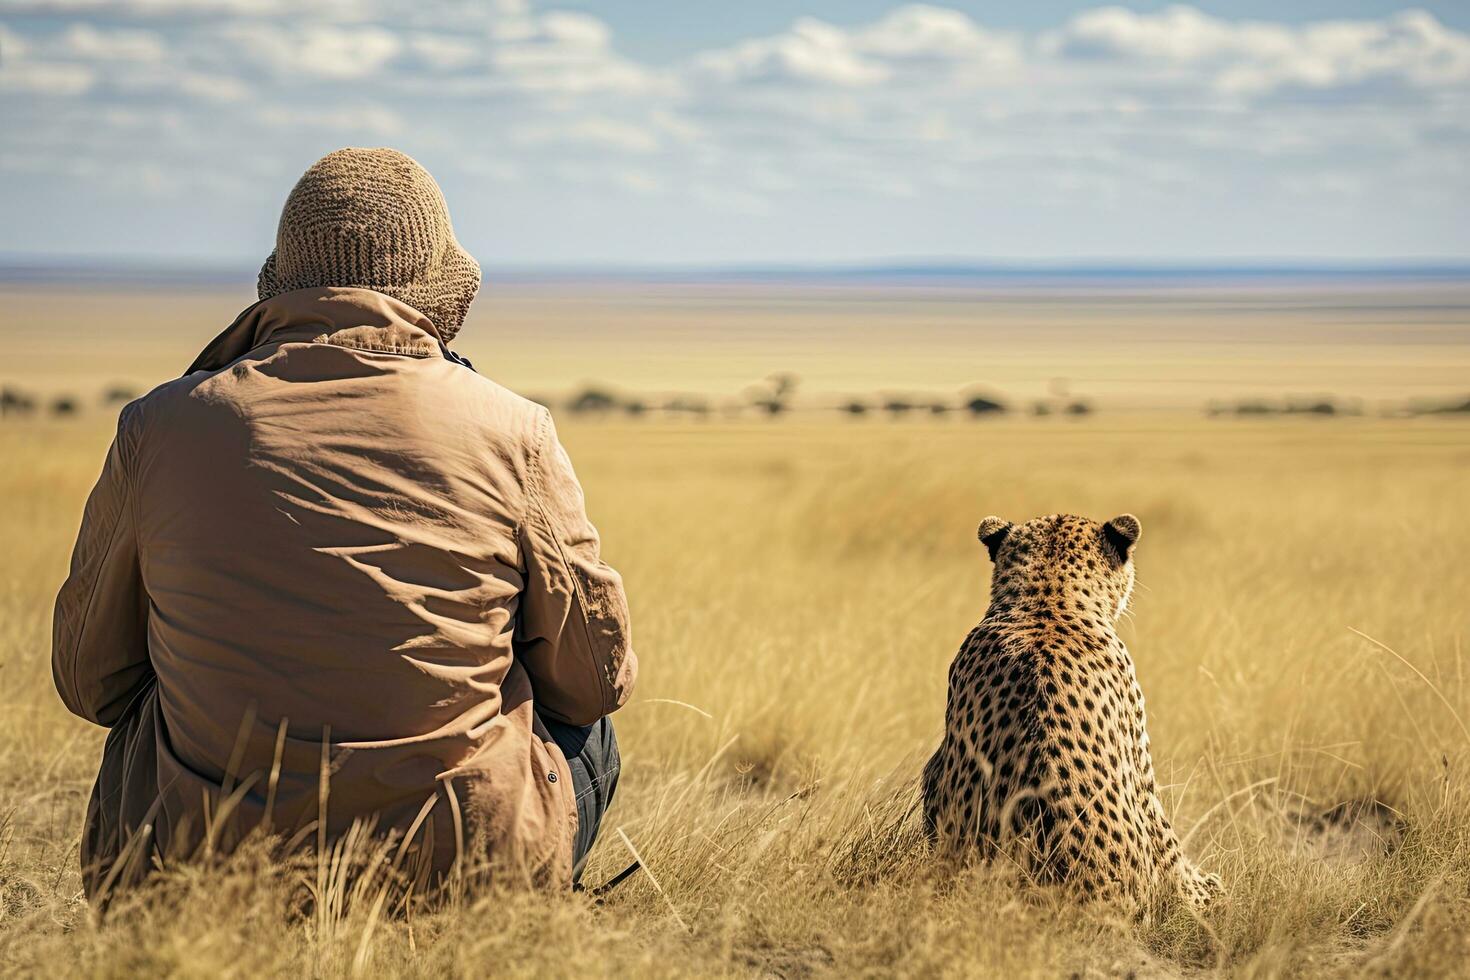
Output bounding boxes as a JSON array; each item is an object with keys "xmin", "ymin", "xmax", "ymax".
[{"xmin": 2, "ymin": 1, "xmax": 1468, "ymax": 266}]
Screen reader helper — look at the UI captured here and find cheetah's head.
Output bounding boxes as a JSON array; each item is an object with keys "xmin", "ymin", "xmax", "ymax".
[{"xmin": 977, "ymin": 513, "xmax": 1141, "ymax": 622}]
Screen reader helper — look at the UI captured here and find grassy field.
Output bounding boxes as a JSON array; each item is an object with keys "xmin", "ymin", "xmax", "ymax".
[
  {"xmin": 4, "ymin": 412, "xmax": 1470, "ymax": 976},
  {"xmin": 2, "ymin": 281, "xmax": 1470, "ymax": 976}
]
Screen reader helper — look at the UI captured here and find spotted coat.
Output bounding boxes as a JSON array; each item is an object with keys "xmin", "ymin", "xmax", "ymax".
[{"xmin": 922, "ymin": 514, "xmax": 1220, "ymax": 910}]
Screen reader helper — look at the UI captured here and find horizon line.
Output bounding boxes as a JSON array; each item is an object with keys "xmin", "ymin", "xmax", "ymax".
[{"xmin": 3, "ymin": 254, "xmax": 1470, "ymax": 287}]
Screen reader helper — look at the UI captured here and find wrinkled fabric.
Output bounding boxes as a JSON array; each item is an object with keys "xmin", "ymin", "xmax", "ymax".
[{"xmin": 52, "ymin": 286, "xmax": 636, "ymax": 896}]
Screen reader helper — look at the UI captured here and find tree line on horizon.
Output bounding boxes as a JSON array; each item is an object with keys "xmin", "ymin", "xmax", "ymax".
[
  {"xmin": 553, "ymin": 373, "xmax": 1031, "ymax": 419},
  {"xmin": 5, "ymin": 380, "xmax": 1470, "ymax": 422}
]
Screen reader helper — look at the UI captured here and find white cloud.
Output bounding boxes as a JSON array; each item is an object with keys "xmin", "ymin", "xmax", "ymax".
[
  {"xmin": 407, "ymin": 33, "xmax": 480, "ymax": 71},
  {"xmin": 221, "ymin": 22, "xmax": 404, "ymax": 79},
  {"xmin": 0, "ymin": 0, "xmax": 349, "ymax": 14},
  {"xmin": 0, "ymin": 57, "xmax": 94, "ymax": 94},
  {"xmin": 538, "ymin": 11, "xmax": 610, "ymax": 50},
  {"xmin": 2, "ymin": 3, "xmax": 1468, "ymax": 259},
  {"xmin": 1041, "ymin": 5, "xmax": 1290, "ymax": 63},
  {"xmin": 1042, "ymin": 6, "xmax": 1470, "ymax": 96},
  {"xmin": 489, "ymin": 48, "xmax": 655, "ymax": 95},
  {"xmin": 255, "ymin": 104, "xmax": 403, "ymax": 135},
  {"xmin": 488, "ymin": 10, "xmax": 659, "ymax": 95},
  {"xmin": 691, "ymin": 5, "xmax": 1019, "ymax": 89},
  {"xmin": 60, "ymin": 23, "xmax": 168, "ymax": 62},
  {"xmin": 511, "ymin": 117, "xmax": 660, "ymax": 154},
  {"xmin": 693, "ymin": 18, "xmax": 891, "ymax": 87},
  {"xmin": 1219, "ymin": 10, "xmax": 1470, "ymax": 95},
  {"xmin": 664, "ymin": 5, "xmax": 1470, "ymax": 238},
  {"xmin": 2, "ymin": 0, "xmax": 256, "ymax": 11},
  {"xmin": 1, "ymin": 21, "xmax": 258, "ymax": 102},
  {"xmin": 175, "ymin": 70, "xmax": 251, "ymax": 102},
  {"xmin": 857, "ymin": 4, "xmax": 1019, "ymax": 66}
]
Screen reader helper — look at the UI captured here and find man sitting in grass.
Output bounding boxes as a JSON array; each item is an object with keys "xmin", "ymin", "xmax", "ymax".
[{"xmin": 52, "ymin": 147, "xmax": 637, "ymax": 898}]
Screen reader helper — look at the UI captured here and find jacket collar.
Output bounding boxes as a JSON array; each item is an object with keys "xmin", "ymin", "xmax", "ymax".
[{"xmin": 186, "ymin": 287, "xmax": 448, "ymax": 376}]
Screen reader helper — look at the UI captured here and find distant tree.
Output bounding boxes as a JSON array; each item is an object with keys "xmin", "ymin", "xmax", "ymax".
[
  {"xmin": 1, "ymin": 386, "xmax": 37, "ymax": 418},
  {"xmin": 1065, "ymin": 400, "xmax": 1093, "ymax": 416},
  {"xmin": 928, "ymin": 401, "xmax": 951, "ymax": 416},
  {"xmin": 747, "ymin": 372, "xmax": 800, "ymax": 417},
  {"xmin": 840, "ymin": 400, "xmax": 869, "ymax": 417},
  {"xmin": 623, "ymin": 400, "xmax": 648, "ymax": 417},
  {"xmin": 664, "ymin": 396, "xmax": 711, "ymax": 417},
  {"xmin": 1032, "ymin": 401, "xmax": 1053, "ymax": 417},
  {"xmin": 51, "ymin": 396, "xmax": 79, "ymax": 417},
  {"xmin": 1235, "ymin": 401, "xmax": 1274, "ymax": 415},
  {"xmin": 767, "ymin": 372, "xmax": 799, "ymax": 401},
  {"xmin": 1435, "ymin": 396, "xmax": 1470, "ymax": 414},
  {"xmin": 1294, "ymin": 400, "xmax": 1336, "ymax": 416},
  {"xmin": 963, "ymin": 394, "xmax": 1008, "ymax": 417},
  {"xmin": 751, "ymin": 397, "xmax": 787, "ymax": 416},
  {"xmin": 102, "ymin": 384, "xmax": 139, "ymax": 407},
  {"xmin": 883, "ymin": 398, "xmax": 914, "ymax": 419},
  {"xmin": 567, "ymin": 387, "xmax": 619, "ymax": 414}
]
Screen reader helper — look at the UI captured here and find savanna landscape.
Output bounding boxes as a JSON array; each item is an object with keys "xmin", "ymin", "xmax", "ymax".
[{"xmin": 2, "ymin": 274, "xmax": 1469, "ymax": 977}]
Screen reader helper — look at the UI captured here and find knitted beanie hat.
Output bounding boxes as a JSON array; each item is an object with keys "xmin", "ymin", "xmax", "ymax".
[{"xmin": 258, "ymin": 147, "xmax": 481, "ymax": 342}]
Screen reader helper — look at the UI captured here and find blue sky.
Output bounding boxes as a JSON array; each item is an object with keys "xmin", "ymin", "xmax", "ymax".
[
  {"xmin": 559, "ymin": 2, "xmax": 1470, "ymax": 62},
  {"xmin": 2, "ymin": 1, "xmax": 1468, "ymax": 266}
]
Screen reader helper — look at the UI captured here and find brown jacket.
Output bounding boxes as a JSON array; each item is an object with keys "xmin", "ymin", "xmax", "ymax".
[{"xmin": 52, "ymin": 287, "xmax": 636, "ymax": 894}]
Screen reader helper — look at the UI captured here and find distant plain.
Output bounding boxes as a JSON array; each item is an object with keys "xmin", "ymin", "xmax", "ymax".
[
  {"xmin": 4, "ymin": 273, "xmax": 1468, "ymax": 410},
  {"xmin": 2, "ymin": 275, "xmax": 1469, "ymax": 976}
]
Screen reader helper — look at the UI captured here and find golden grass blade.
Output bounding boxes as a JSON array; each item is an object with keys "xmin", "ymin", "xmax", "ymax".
[
  {"xmin": 1350, "ymin": 627, "xmax": 1470, "ymax": 745},
  {"xmin": 615, "ymin": 827, "xmax": 689, "ymax": 934},
  {"xmin": 1180, "ymin": 777, "xmax": 1278, "ymax": 850},
  {"xmin": 636, "ymin": 698, "xmax": 715, "ymax": 720}
]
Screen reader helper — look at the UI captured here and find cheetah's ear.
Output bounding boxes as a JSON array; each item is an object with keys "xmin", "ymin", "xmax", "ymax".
[
  {"xmin": 977, "ymin": 516, "xmax": 1012, "ymax": 562},
  {"xmin": 1103, "ymin": 514, "xmax": 1142, "ymax": 561}
]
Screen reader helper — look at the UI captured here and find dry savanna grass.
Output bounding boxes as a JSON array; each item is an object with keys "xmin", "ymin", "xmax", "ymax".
[
  {"xmin": 2, "ymin": 281, "xmax": 1469, "ymax": 977},
  {"xmin": 3, "ymin": 413, "xmax": 1469, "ymax": 977}
]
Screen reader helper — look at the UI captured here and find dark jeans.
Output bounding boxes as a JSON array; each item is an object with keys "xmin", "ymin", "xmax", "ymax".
[{"xmin": 540, "ymin": 715, "xmax": 621, "ymax": 885}]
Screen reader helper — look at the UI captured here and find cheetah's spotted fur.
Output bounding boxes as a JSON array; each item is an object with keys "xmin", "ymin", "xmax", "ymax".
[{"xmin": 922, "ymin": 513, "xmax": 1220, "ymax": 911}]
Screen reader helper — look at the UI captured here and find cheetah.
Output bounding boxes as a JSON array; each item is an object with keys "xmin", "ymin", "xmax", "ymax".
[{"xmin": 922, "ymin": 513, "xmax": 1220, "ymax": 911}]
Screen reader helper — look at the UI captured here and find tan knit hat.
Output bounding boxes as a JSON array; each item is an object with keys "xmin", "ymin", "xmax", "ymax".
[{"xmin": 258, "ymin": 147, "xmax": 481, "ymax": 342}]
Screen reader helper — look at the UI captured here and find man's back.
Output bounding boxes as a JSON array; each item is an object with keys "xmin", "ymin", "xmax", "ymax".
[
  {"xmin": 54, "ymin": 283, "xmax": 635, "ymax": 894},
  {"xmin": 141, "ymin": 288, "xmax": 540, "ymax": 747}
]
